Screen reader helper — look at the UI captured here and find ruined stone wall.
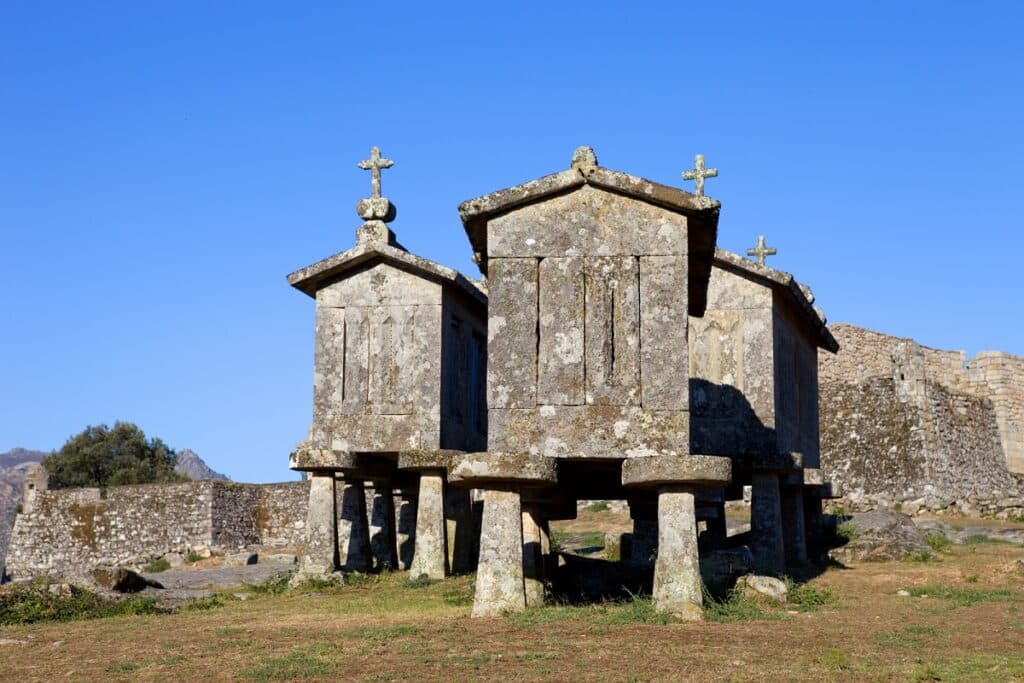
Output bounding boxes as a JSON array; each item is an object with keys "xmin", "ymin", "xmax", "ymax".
[
  {"xmin": 819, "ymin": 323, "xmax": 1024, "ymax": 513},
  {"xmin": 6, "ymin": 480, "xmax": 308, "ymax": 578},
  {"xmin": 821, "ymin": 323, "xmax": 1024, "ymax": 476}
]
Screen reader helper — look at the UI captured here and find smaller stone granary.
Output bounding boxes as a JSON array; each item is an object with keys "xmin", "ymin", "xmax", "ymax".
[
  {"xmin": 287, "ymin": 146, "xmax": 839, "ymax": 620},
  {"xmin": 288, "ymin": 147, "xmax": 486, "ymax": 579},
  {"xmin": 688, "ymin": 247, "xmax": 840, "ymax": 574}
]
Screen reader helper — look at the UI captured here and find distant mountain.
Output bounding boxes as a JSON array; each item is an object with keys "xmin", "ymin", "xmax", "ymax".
[
  {"xmin": 0, "ymin": 448, "xmax": 47, "ymax": 469},
  {"xmin": 174, "ymin": 449, "xmax": 229, "ymax": 481}
]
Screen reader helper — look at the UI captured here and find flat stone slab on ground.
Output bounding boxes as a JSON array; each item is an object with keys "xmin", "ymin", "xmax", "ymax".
[{"xmin": 142, "ymin": 564, "xmax": 289, "ymax": 591}]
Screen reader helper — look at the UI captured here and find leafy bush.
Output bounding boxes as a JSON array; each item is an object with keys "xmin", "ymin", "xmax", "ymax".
[
  {"xmin": 925, "ymin": 532, "xmax": 952, "ymax": 553},
  {"xmin": 0, "ymin": 582, "xmax": 162, "ymax": 625},
  {"xmin": 143, "ymin": 558, "xmax": 171, "ymax": 573},
  {"xmin": 834, "ymin": 521, "xmax": 861, "ymax": 542},
  {"xmin": 586, "ymin": 501, "xmax": 610, "ymax": 513},
  {"xmin": 184, "ymin": 550, "xmax": 203, "ymax": 564}
]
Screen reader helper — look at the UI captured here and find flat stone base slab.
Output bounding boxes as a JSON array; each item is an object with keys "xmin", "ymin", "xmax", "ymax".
[
  {"xmin": 290, "ymin": 444, "xmax": 359, "ymax": 472},
  {"xmin": 450, "ymin": 452, "xmax": 557, "ymax": 486},
  {"xmin": 397, "ymin": 449, "xmax": 465, "ymax": 472},
  {"xmin": 621, "ymin": 455, "xmax": 731, "ymax": 488}
]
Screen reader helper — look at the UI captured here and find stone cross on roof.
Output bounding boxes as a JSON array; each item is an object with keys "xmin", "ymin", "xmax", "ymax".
[
  {"xmin": 746, "ymin": 235, "xmax": 777, "ymax": 265},
  {"xmin": 355, "ymin": 146, "xmax": 397, "ymax": 232},
  {"xmin": 681, "ymin": 153, "xmax": 718, "ymax": 197},
  {"xmin": 358, "ymin": 146, "xmax": 393, "ymax": 199}
]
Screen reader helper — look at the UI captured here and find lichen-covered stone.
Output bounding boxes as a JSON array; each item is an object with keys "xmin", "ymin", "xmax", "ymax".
[
  {"xmin": 472, "ymin": 488, "xmax": 525, "ymax": 617},
  {"xmin": 302, "ymin": 475, "xmax": 337, "ymax": 576},
  {"xmin": 449, "ymin": 452, "xmax": 557, "ymax": 485},
  {"xmin": 652, "ymin": 489, "xmax": 702, "ymax": 620},
  {"xmin": 621, "ymin": 455, "xmax": 731, "ymax": 488},
  {"xmin": 337, "ymin": 480, "xmax": 371, "ymax": 573},
  {"xmin": 409, "ymin": 472, "xmax": 447, "ymax": 579}
]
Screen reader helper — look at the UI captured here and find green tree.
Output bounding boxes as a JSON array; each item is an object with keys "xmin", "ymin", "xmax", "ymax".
[{"xmin": 43, "ymin": 422, "xmax": 186, "ymax": 490}]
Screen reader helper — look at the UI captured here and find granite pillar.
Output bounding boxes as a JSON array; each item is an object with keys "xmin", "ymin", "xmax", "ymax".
[
  {"xmin": 338, "ymin": 478, "xmax": 372, "ymax": 572},
  {"xmin": 751, "ymin": 472, "xmax": 785, "ymax": 575},
  {"xmin": 301, "ymin": 473, "xmax": 338, "ymax": 575},
  {"xmin": 446, "ymin": 484, "xmax": 475, "ymax": 574},
  {"xmin": 409, "ymin": 470, "xmax": 448, "ymax": 579},
  {"xmin": 781, "ymin": 485, "xmax": 808, "ymax": 565},
  {"xmin": 652, "ymin": 487, "xmax": 703, "ymax": 620},
  {"xmin": 522, "ymin": 505, "xmax": 545, "ymax": 607},
  {"xmin": 368, "ymin": 482, "xmax": 398, "ymax": 571},
  {"xmin": 472, "ymin": 487, "xmax": 526, "ymax": 617}
]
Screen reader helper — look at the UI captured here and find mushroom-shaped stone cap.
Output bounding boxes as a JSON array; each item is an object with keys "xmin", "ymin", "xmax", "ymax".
[
  {"xmin": 621, "ymin": 455, "xmax": 732, "ymax": 488},
  {"xmin": 289, "ymin": 444, "xmax": 360, "ymax": 472},
  {"xmin": 449, "ymin": 452, "xmax": 557, "ymax": 486}
]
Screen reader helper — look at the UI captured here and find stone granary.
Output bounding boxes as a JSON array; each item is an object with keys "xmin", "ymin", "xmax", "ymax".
[{"xmin": 288, "ymin": 146, "xmax": 838, "ymax": 619}]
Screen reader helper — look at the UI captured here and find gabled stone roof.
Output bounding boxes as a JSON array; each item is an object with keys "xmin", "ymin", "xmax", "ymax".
[
  {"xmin": 712, "ymin": 248, "xmax": 839, "ymax": 353},
  {"xmin": 458, "ymin": 153, "xmax": 720, "ymax": 317},
  {"xmin": 287, "ymin": 240, "xmax": 487, "ymax": 306}
]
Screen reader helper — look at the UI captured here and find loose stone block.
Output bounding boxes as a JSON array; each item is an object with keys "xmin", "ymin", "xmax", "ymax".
[
  {"xmin": 538, "ymin": 257, "xmax": 585, "ymax": 406},
  {"xmin": 409, "ymin": 471, "xmax": 448, "ymax": 579},
  {"xmin": 337, "ymin": 480, "xmax": 371, "ymax": 573},
  {"xmin": 653, "ymin": 488, "xmax": 703, "ymax": 620},
  {"xmin": 472, "ymin": 488, "xmax": 526, "ymax": 617},
  {"xmin": 301, "ymin": 474, "xmax": 338, "ymax": 576},
  {"xmin": 751, "ymin": 472, "xmax": 785, "ymax": 575},
  {"xmin": 487, "ymin": 258, "xmax": 538, "ymax": 409}
]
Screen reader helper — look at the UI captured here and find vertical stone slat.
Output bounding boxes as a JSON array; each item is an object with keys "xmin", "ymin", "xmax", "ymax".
[
  {"xmin": 538, "ymin": 257, "xmax": 584, "ymax": 405},
  {"xmin": 585, "ymin": 257, "xmax": 640, "ymax": 405},
  {"xmin": 639, "ymin": 256, "xmax": 689, "ymax": 410},
  {"xmin": 487, "ymin": 258, "xmax": 538, "ymax": 409},
  {"xmin": 342, "ymin": 306, "xmax": 369, "ymax": 413},
  {"xmin": 314, "ymin": 306, "xmax": 345, "ymax": 418}
]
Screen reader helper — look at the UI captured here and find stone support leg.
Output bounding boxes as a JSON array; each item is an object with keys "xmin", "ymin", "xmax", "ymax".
[
  {"xmin": 301, "ymin": 473, "xmax": 338, "ymax": 576},
  {"xmin": 446, "ymin": 485, "xmax": 474, "ymax": 574},
  {"xmin": 630, "ymin": 518, "xmax": 658, "ymax": 567},
  {"xmin": 521, "ymin": 506, "xmax": 545, "ymax": 607},
  {"xmin": 395, "ymin": 491, "xmax": 416, "ymax": 570},
  {"xmin": 409, "ymin": 470, "xmax": 448, "ymax": 579},
  {"xmin": 803, "ymin": 494, "xmax": 824, "ymax": 557},
  {"xmin": 781, "ymin": 486, "xmax": 808, "ymax": 565},
  {"xmin": 704, "ymin": 502, "xmax": 727, "ymax": 548},
  {"xmin": 472, "ymin": 487, "xmax": 526, "ymax": 617},
  {"xmin": 751, "ymin": 472, "xmax": 786, "ymax": 576},
  {"xmin": 652, "ymin": 487, "xmax": 703, "ymax": 621},
  {"xmin": 368, "ymin": 483, "xmax": 398, "ymax": 571},
  {"xmin": 338, "ymin": 479, "xmax": 372, "ymax": 572}
]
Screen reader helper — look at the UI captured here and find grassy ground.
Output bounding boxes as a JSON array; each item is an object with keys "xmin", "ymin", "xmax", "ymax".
[{"xmin": 2, "ymin": 532, "xmax": 1023, "ymax": 681}]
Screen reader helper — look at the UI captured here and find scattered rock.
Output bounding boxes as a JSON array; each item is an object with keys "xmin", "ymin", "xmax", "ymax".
[
  {"xmin": 736, "ymin": 574, "xmax": 788, "ymax": 604},
  {"xmin": 93, "ymin": 565, "xmax": 161, "ymax": 593},
  {"xmin": 0, "ymin": 638, "xmax": 28, "ymax": 646},
  {"xmin": 224, "ymin": 552, "xmax": 258, "ymax": 568},
  {"xmin": 897, "ymin": 589, "xmax": 910, "ymax": 597},
  {"xmin": 162, "ymin": 552, "xmax": 185, "ymax": 568},
  {"xmin": 829, "ymin": 510, "xmax": 932, "ymax": 563},
  {"xmin": 266, "ymin": 553, "xmax": 298, "ymax": 565}
]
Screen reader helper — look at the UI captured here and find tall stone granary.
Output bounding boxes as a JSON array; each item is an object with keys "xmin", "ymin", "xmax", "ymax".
[{"xmin": 287, "ymin": 146, "xmax": 840, "ymax": 618}]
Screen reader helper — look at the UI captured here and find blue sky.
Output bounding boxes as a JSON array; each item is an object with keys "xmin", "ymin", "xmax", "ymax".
[{"xmin": 2, "ymin": 2, "xmax": 1022, "ymax": 481}]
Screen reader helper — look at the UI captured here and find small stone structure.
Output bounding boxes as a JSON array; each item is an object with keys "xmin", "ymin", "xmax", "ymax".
[
  {"xmin": 288, "ymin": 147, "xmax": 839, "ymax": 618},
  {"xmin": 6, "ymin": 481, "xmax": 307, "ymax": 579},
  {"xmin": 287, "ymin": 147, "xmax": 486, "ymax": 580}
]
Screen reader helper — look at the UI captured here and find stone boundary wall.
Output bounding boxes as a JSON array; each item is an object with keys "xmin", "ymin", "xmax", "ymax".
[{"xmin": 6, "ymin": 480, "xmax": 308, "ymax": 579}]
